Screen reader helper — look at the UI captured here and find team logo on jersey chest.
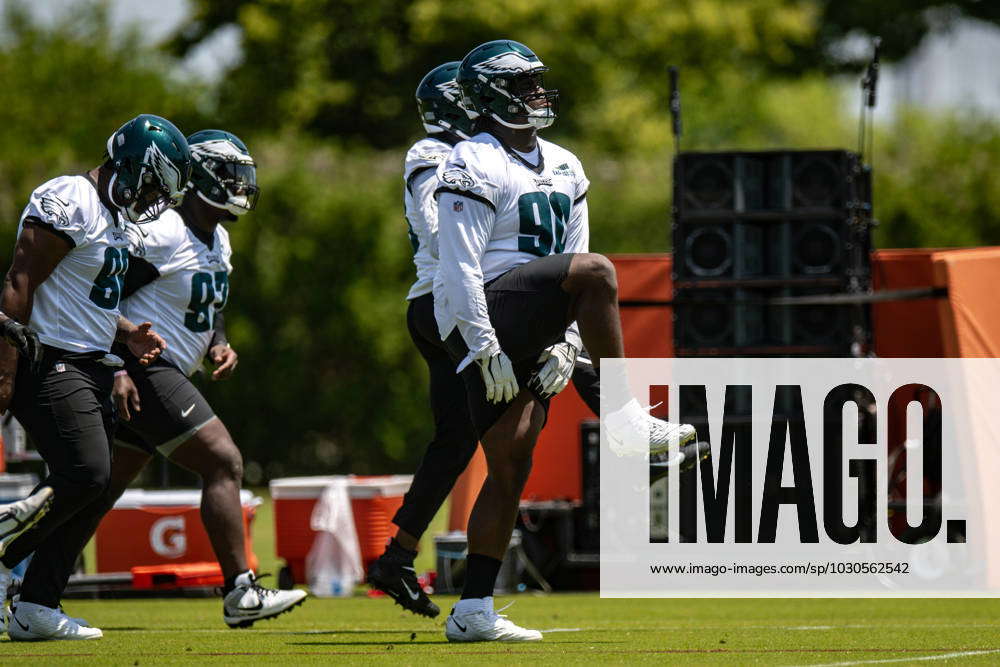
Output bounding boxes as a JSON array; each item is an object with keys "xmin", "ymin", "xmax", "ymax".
[
  {"xmin": 205, "ymin": 252, "xmax": 223, "ymax": 266},
  {"xmin": 534, "ymin": 177, "xmax": 553, "ymax": 187}
]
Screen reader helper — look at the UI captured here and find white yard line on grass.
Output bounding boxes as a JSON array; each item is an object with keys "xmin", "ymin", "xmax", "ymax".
[
  {"xmin": 539, "ymin": 628, "xmax": 582, "ymax": 633},
  {"xmin": 797, "ymin": 649, "xmax": 1000, "ymax": 667}
]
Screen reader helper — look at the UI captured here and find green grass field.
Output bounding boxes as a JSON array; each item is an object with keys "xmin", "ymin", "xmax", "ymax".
[
  {"xmin": 2, "ymin": 596, "xmax": 999, "ymax": 664},
  {"xmin": 7, "ymin": 491, "xmax": 1000, "ymax": 664}
]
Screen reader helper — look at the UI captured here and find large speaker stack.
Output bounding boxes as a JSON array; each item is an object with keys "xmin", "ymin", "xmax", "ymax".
[{"xmin": 672, "ymin": 150, "xmax": 873, "ymax": 356}]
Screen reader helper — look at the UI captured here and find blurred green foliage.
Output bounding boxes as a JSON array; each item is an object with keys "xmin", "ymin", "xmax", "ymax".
[{"xmin": 1, "ymin": 0, "xmax": 999, "ymax": 478}]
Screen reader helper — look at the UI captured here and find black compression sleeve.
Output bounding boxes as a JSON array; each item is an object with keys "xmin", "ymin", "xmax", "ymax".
[
  {"xmin": 209, "ymin": 310, "xmax": 229, "ymax": 350},
  {"xmin": 122, "ymin": 255, "xmax": 160, "ymax": 299}
]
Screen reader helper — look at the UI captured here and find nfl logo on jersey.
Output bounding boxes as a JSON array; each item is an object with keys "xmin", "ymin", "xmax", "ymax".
[{"xmin": 453, "ymin": 200, "xmax": 463, "ymax": 212}]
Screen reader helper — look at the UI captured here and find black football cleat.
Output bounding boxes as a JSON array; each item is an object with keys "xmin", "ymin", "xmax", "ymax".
[{"xmin": 367, "ymin": 555, "xmax": 440, "ymax": 618}]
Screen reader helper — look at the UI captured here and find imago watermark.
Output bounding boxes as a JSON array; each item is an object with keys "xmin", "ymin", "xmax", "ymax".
[{"xmin": 599, "ymin": 359, "xmax": 1000, "ymax": 597}]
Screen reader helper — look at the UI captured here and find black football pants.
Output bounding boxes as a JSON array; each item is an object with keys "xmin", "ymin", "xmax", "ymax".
[{"xmin": 1, "ymin": 347, "xmax": 115, "ymax": 609}]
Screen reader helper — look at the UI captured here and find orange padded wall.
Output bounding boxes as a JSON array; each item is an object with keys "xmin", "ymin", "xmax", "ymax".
[{"xmin": 931, "ymin": 248, "xmax": 1000, "ymax": 357}]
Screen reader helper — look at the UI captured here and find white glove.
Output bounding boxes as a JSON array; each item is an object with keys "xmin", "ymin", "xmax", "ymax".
[
  {"xmin": 476, "ymin": 350, "xmax": 519, "ymax": 404},
  {"xmin": 530, "ymin": 342, "xmax": 578, "ymax": 399}
]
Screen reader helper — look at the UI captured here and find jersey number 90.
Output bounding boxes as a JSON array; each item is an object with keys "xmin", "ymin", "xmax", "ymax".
[{"xmin": 517, "ymin": 192, "xmax": 571, "ymax": 257}]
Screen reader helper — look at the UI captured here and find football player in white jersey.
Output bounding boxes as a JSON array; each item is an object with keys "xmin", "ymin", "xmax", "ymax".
[
  {"xmin": 75, "ymin": 130, "xmax": 306, "ymax": 628},
  {"xmin": 0, "ymin": 114, "xmax": 187, "ymax": 641},
  {"xmin": 366, "ymin": 61, "xmax": 477, "ymax": 618},
  {"xmin": 368, "ymin": 61, "xmax": 618, "ymax": 619},
  {"xmin": 433, "ymin": 41, "xmax": 697, "ymax": 642}
]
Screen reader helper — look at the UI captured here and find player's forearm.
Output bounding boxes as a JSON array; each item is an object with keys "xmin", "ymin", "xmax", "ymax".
[
  {"xmin": 0, "ymin": 273, "xmax": 32, "ymax": 370},
  {"xmin": 453, "ymin": 279, "xmax": 501, "ymax": 367},
  {"xmin": 209, "ymin": 311, "xmax": 229, "ymax": 349},
  {"xmin": 115, "ymin": 315, "xmax": 138, "ymax": 343}
]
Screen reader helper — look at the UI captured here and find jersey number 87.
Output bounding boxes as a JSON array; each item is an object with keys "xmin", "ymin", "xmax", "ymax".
[{"xmin": 184, "ymin": 271, "xmax": 229, "ymax": 332}]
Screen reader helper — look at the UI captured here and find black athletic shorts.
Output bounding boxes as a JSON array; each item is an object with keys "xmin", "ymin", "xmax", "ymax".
[
  {"xmin": 443, "ymin": 253, "xmax": 575, "ymax": 437},
  {"xmin": 113, "ymin": 349, "xmax": 216, "ymax": 456}
]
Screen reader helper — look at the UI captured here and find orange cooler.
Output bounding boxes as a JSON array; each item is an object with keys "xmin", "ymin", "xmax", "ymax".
[
  {"xmin": 269, "ymin": 475, "xmax": 412, "ymax": 584},
  {"xmin": 95, "ymin": 489, "xmax": 260, "ymax": 573}
]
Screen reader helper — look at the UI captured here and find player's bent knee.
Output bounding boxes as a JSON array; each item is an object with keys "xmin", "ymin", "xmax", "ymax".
[
  {"xmin": 203, "ymin": 443, "xmax": 243, "ymax": 484},
  {"xmin": 217, "ymin": 446, "xmax": 244, "ymax": 483},
  {"xmin": 572, "ymin": 253, "xmax": 617, "ymax": 294}
]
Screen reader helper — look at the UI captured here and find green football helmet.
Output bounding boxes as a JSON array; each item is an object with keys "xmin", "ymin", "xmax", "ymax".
[
  {"xmin": 416, "ymin": 62, "xmax": 476, "ymax": 140},
  {"xmin": 457, "ymin": 40, "xmax": 558, "ymax": 130},
  {"xmin": 105, "ymin": 114, "xmax": 192, "ymax": 223},
  {"xmin": 186, "ymin": 129, "xmax": 259, "ymax": 216}
]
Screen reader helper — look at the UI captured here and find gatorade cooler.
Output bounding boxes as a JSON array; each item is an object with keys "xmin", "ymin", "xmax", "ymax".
[
  {"xmin": 0, "ymin": 473, "xmax": 39, "ymax": 577},
  {"xmin": 269, "ymin": 475, "xmax": 412, "ymax": 585},
  {"xmin": 95, "ymin": 489, "xmax": 261, "ymax": 573}
]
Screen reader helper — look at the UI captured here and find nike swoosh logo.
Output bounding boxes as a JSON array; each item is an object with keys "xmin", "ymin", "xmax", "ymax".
[
  {"xmin": 235, "ymin": 600, "xmax": 264, "ymax": 613},
  {"xmin": 15, "ymin": 616, "xmax": 29, "ymax": 632},
  {"xmin": 180, "ymin": 404, "xmax": 196, "ymax": 418},
  {"xmin": 452, "ymin": 618, "xmax": 467, "ymax": 633},
  {"xmin": 400, "ymin": 579, "xmax": 420, "ymax": 601}
]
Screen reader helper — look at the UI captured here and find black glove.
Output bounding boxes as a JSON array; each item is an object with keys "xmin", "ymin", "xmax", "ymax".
[{"xmin": 0, "ymin": 318, "xmax": 42, "ymax": 367}]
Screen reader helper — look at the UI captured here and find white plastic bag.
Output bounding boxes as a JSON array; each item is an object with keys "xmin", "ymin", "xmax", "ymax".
[{"xmin": 305, "ymin": 478, "xmax": 363, "ymax": 597}]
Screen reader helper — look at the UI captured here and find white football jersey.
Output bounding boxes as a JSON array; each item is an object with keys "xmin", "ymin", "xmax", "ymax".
[
  {"xmin": 433, "ymin": 132, "xmax": 590, "ymax": 368},
  {"xmin": 122, "ymin": 209, "xmax": 233, "ymax": 376},
  {"xmin": 403, "ymin": 136, "xmax": 453, "ymax": 300},
  {"xmin": 17, "ymin": 175, "xmax": 130, "ymax": 353}
]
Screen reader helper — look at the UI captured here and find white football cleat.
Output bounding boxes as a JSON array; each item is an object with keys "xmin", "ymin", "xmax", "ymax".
[
  {"xmin": 445, "ymin": 597, "xmax": 542, "ymax": 642},
  {"xmin": 223, "ymin": 571, "xmax": 307, "ymax": 628},
  {"xmin": 11, "ymin": 594, "xmax": 90, "ymax": 628},
  {"xmin": 605, "ymin": 398, "xmax": 697, "ymax": 458},
  {"xmin": 7, "ymin": 601, "xmax": 103, "ymax": 641},
  {"xmin": 0, "ymin": 487, "xmax": 54, "ymax": 559}
]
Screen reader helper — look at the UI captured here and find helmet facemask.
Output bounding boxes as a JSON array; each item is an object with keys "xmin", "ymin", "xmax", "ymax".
[
  {"xmin": 465, "ymin": 69, "xmax": 559, "ymax": 130},
  {"xmin": 188, "ymin": 138, "xmax": 259, "ymax": 217},
  {"xmin": 110, "ymin": 142, "xmax": 188, "ymax": 224},
  {"xmin": 503, "ymin": 70, "xmax": 559, "ymax": 129}
]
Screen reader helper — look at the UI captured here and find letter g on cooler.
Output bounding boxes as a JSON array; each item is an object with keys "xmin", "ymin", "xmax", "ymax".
[{"xmin": 150, "ymin": 515, "xmax": 187, "ymax": 558}]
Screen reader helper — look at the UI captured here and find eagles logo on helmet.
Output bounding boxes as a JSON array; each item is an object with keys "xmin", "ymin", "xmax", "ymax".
[{"xmin": 105, "ymin": 114, "xmax": 192, "ymax": 224}]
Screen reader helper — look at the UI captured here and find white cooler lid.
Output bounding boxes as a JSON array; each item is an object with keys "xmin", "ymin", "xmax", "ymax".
[
  {"xmin": 269, "ymin": 475, "xmax": 413, "ymax": 500},
  {"xmin": 112, "ymin": 488, "xmax": 261, "ymax": 509}
]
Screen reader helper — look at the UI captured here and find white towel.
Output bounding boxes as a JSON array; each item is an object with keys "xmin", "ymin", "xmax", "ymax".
[{"xmin": 305, "ymin": 478, "xmax": 363, "ymax": 597}]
